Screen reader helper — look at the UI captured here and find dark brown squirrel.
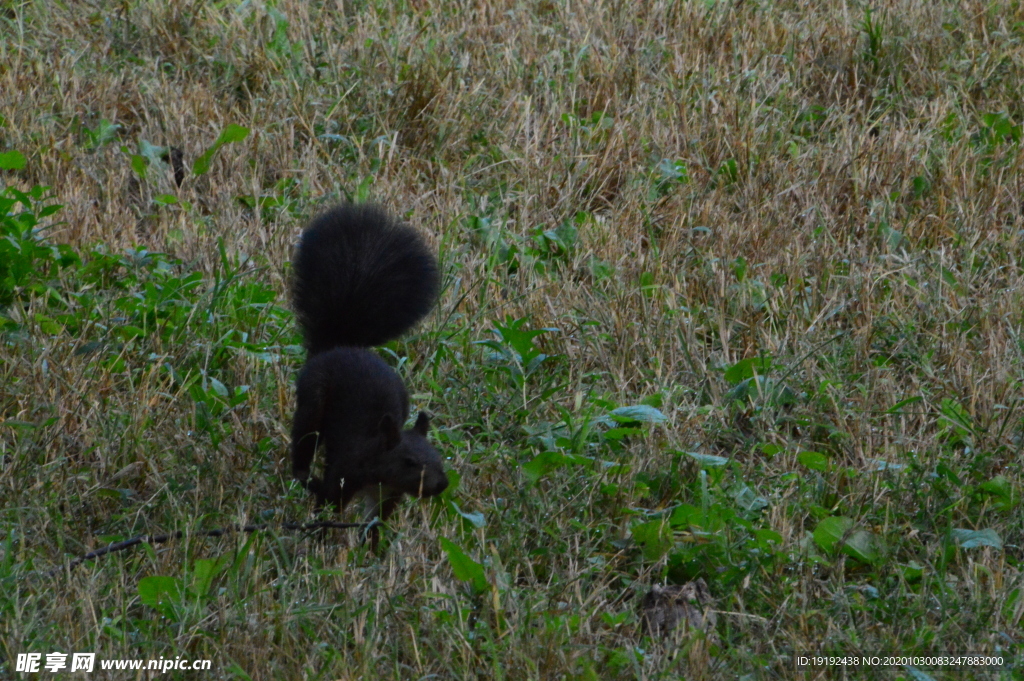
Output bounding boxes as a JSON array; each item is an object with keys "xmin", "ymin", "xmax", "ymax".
[{"xmin": 290, "ymin": 203, "xmax": 448, "ymax": 532}]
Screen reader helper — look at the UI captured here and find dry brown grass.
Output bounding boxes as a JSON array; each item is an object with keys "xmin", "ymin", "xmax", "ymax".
[{"xmin": 2, "ymin": 0, "xmax": 1023, "ymax": 678}]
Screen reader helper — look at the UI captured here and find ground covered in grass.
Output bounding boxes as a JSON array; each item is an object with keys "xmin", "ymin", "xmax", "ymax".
[{"xmin": 1, "ymin": 0, "xmax": 1023, "ymax": 678}]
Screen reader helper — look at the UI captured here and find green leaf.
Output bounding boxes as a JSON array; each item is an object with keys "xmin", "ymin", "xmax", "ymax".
[
  {"xmin": 869, "ymin": 459, "xmax": 904, "ymax": 471},
  {"xmin": 950, "ymin": 528, "xmax": 1002, "ymax": 550},
  {"xmin": 194, "ymin": 124, "xmax": 251, "ymax": 176},
  {"xmin": 725, "ymin": 375, "xmax": 775, "ymax": 401},
  {"xmin": 440, "ymin": 538, "xmax": 488, "ymax": 594},
  {"xmin": 354, "ymin": 175, "xmax": 374, "ymax": 202},
  {"xmin": 977, "ymin": 475, "xmax": 1014, "ymax": 509},
  {"xmin": 657, "ymin": 158, "xmax": 688, "ymax": 183},
  {"xmin": 119, "ymin": 325, "xmax": 145, "ymax": 340},
  {"xmin": 753, "ymin": 528, "xmax": 783, "ymax": 552},
  {"xmin": 216, "ymin": 123, "xmax": 250, "ymax": 145},
  {"xmin": 901, "ymin": 561, "xmax": 924, "ymax": 581},
  {"xmin": 723, "ymin": 357, "xmax": 773, "ymax": 385},
  {"xmin": 604, "ymin": 405, "xmax": 668, "ymax": 426},
  {"xmin": 842, "ymin": 529, "xmax": 882, "ymax": 564},
  {"xmin": 85, "ymin": 119, "xmax": 122, "ymax": 149},
  {"xmin": 191, "ymin": 556, "xmax": 229, "ymax": 598},
  {"xmin": 937, "ymin": 397, "xmax": 973, "ymax": 434},
  {"xmin": 0, "ymin": 150, "xmax": 26, "ymax": 170},
  {"xmin": 193, "ymin": 149, "xmax": 215, "ymax": 176},
  {"xmin": 978, "ymin": 475, "xmax": 1011, "ymax": 497},
  {"xmin": 521, "ymin": 450, "xmax": 570, "ymax": 484},
  {"xmin": 35, "ymin": 314, "xmax": 63, "ymax": 335},
  {"xmin": 641, "ymin": 394, "xmax": 664, "ymax": 408},
  {"xmin": 730, "ymin": 483, "xmax": 769, "ymax": 512},
  {"xmin": 138, "ymin": 140, "xmax": 169, "ymax": 170},
  {"xmin": 885, "ymin": 395, "xmax": 923, "ymax": 414},
  {"xmin": 632, "ymin": 520, "xmax": 673, "ymax": 560},
  {"xmin": 813, "ymin": 517, "xmax": 882, "ymax": 563},
  {"xmin": 935, "ymin": 463, "xmax": 962, "ymax": 485},
  {"xmin": 683, "ymin": 451, "xmax": 729, "ymax": 467},
  {"xmin": 812, "ymin": 516, "xmax": 854, "ymax": 553},
  {"xmin": 138, "ymin": 575, "xmax": 184, "ymax": 619},
  {"xmin": 798, "ymin": 450, "xmax": 828, "ymax": 471},
  {"xmin": 602, "ymin": 426, "xmax": 642, "ymax": 441},
  {"xmin": 450, "ymin": 502, "xmax": 486, "ymax": 529},
  {"xmin": 718, "ymin": 157, "xmax": 739, "ymax": 184},
  {"xmin": 668, "ymin": 504, "xmax": 699, "ymax": 528},
  {"xmin": 130, "ymin": 154, "xmax": 149, "ymax": 179},
  {"xmin": 208, "ymin": 377, "xmax": 228, "ymax": 398},
  {"xmin": 587, "ymin": 256, "xmax": 613, "ymax": 280}
]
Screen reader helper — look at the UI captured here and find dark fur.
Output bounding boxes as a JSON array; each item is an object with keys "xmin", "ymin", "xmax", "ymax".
[
  {"xmin": 292, "ymin": 203, "xmax": 440, "ymax": 355},
  {"xmin": 290, "ymin": 204, "xmax": 447, "ymax": 527}
]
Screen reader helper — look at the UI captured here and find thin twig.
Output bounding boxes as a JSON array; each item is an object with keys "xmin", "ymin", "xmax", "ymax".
[{"xmin": 23, "ymin": 520, "xmax": 369, "ymax": 580}]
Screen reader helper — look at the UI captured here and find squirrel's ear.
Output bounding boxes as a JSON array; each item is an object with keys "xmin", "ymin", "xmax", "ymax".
[
  {"xmin": 414, "ymin": 411, "xmax": 431, "ymax": 436},
  {"xmin": 378, "ymin": 413, "xmax": 402, "ymax": 449}
]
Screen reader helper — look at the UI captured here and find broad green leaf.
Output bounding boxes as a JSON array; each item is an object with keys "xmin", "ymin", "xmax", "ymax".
[
  {"xmin": 440, "ymin": 538, "xmax": 488, "ymax": 594},
  {"xmin": 194, "ymin": 124, "xmax": 251, "ymax": 176},
  {"xmin": 813, "ymin": 517, "xmax": 882, "ymax": 563},
  {"xmin": 605, "ymin": 405, "xmax": 668, "ymax": 425},
  {"xmin": 85, "ymin": 119, "xmax": 122, "ymax": 149},
  {"xmin": 632, "ymin": 520, "xmax": 673, "ymax": 561},
  {"xmin": 216, "ymin": 123, "xmax": 250, "ymax": 145},
  {"xmin": 812, "ymin": 516, "xmax": 854, "ymax": 553},
  {"xmin": 938, "ymin": 398, "xmax": 973, "ymax": 434},
  {"xmin": 0, "ymin": 150, "xmax": 26, "ymax": 170},
  {"xmin": 208, "ymin": 377, "xmax": 228, "ymax": 397},
  {"xmin": 602, "ymin": 426, "xmax": 643, "ymax": 441},
  {"xmin": 730, "ymin": 483, "xmax": 769, "ymax": 512},
  {"xmin": 977, "ymin": 475, "xmax": 1015, "ymax": 510},
  {"xmin": 669, "ymin": 504, "xmax": 700, "ymax": 528},
  {"xmin": 138, "ymin": 140, "xmax": 168, "ymax": 170},
  {"xmin": 798, "ymin": 450, "xmax": 828, "ymax": 471},
  {"xmin": 35, "ymin": 314, "xmax": 63, "ymax": 335},
  {"xmin": 191, "ymin": 556, "xmax": 230, "ymax": 598},
  {"xmin": 951, "ymin": 528, "xmax": 1002, "ymax": 550},
  {"xmin": 753, "ymin": 528, "xmax": 783, "ymax": 552},
  {"xmin": 683, "ymin": 451, "xmax": 729, "ymax": 467},
  {"xmin": 869, "ymin": 459, "xmax": 905, "ymax": 471},
  {"xmin": 138, "ymin": 575, "xmax": 184, "ymax": 619},
  {"xmin": 521, "ymin": 450, "xmax": 571, "ymax": 484},
  {"xmin": 451, "ymin": 502, "xmax": 485, "ymax": 529},
  {"xmin": 978, "ymin": 475, "xmax": 1011, "ymax": 497},
  {"xmin": 130, "ymin": 154, "xmax": 149, "ymax": 179},
  {"xmin": 723, "ymin": 356, "xmax": 773, "ymax": 385},
  {"xmin": 901, "ymin": 561, "xmax": 924, "ymax": 581},
  {"xmin": 842, "ymin": 529, "xmax": 882, "ymax": 564}
]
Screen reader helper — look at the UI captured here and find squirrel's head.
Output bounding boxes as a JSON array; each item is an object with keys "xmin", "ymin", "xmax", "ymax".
[{"xmin": 377, "ymin": 411, "xmax": 449, "ymax": 498}]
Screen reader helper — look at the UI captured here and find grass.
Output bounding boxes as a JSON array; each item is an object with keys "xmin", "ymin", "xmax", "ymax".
[{"xmin": 1, "ymin": 0, "xmax": 1022, "ymax": 678}]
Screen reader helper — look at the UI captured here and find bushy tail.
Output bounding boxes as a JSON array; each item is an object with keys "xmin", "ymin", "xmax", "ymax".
[{"xmin": 292, "ymin": 204, "xmax": 439, "ymax": 355}]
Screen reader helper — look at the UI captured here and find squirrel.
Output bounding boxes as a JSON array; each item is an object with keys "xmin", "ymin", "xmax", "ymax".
[{"xmin": 289, "ymin": 203, "xmax": 448, "ymax": 535}]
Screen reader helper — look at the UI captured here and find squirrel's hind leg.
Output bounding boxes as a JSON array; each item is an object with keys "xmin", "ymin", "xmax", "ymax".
[{"xmin": 290, "ymin": 401, "xmax": 324, "ymax": 483}]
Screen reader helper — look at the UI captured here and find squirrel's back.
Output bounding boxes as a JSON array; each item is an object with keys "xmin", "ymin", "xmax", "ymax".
[{"xmin": 292, "ymin": 203, "xmax": 439, "ymax": 355}]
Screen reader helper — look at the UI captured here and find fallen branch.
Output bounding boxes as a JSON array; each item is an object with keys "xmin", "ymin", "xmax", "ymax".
[{"xmin": 32, "ymin": 520, "xmax": 371, "ymax": 579}]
